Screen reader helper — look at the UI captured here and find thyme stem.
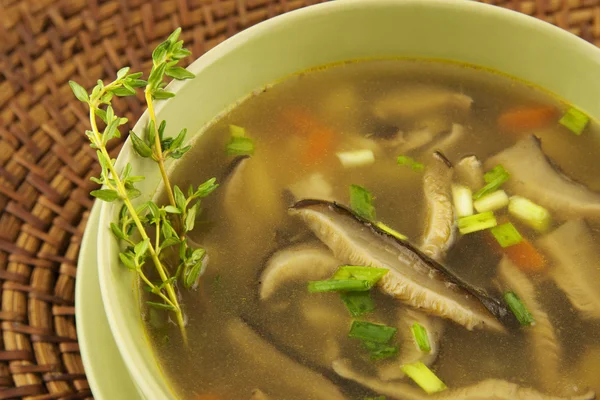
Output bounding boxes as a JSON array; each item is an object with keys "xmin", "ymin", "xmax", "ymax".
[
  {"xmin": 145, "ymin": 90, "xmax": 177, "ymax": 209},
  {"xmin": 138, "ymin": 269, "xmax": 176, "ymax": 309},
  {"xmin": 70, "ymin": 28, "xmax": 204, "ymax": 346},
  {"xmin": 155, "ymin": 214, "xmax": 161, "ymax": 253},
  {"xmin": 89, "ymin": 100, "xmax": 188, "ymax": 345}
]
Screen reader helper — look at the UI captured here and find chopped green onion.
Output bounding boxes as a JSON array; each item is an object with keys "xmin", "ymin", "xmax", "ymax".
[
  {"xmin": 473, "ymin": 190, "xmax": 509, "ymax": 213},
  {"xmin": 308, "ymin": 279, "xmax": 371, "ymax": 293},
  {"xmin": 451, "ymin": 184, "xmax": 473, "ymax": 218},
  {"xmin": 559, "ymin": 107, "xmax": 589, "ymax": 135},
  {"xmin": 396, "ymin": 155, "xmax": 412, "ymax": 165},
  {"xmin": 229, "ymin": 124, "xmax": 246, "ymax": 137},
  {"xmin": 362, "ymin": 341, "xmax": 399, "ymax": 360},
  {"xmin": 226, "ymin": 136, "xmax": 254, "ymax": 156},
  {"xmin": 333, "ymin": 265, "xmax": 388, "ymax": 286},
  {"xmin": 350, "ymin": 184, "xmax": 376, "ymax": 220},
  {"xmin": 484, "ymin": 165, "xmax": 508, "ymax": 183},
  {"xmin": 490, "ymin": 223, "xmax": 523, "ymax": 248},
  {"xmin": 348, "ymin": 321, "xmax": 397, "ymax": 344},
  {"xmin": 504, "ymin": 291, "xmax": 535, "ymax": 326},
  {"xmin": 336, "ymin": 149, "xmax": 375, "ymax": 168},
  {"xmin": 411, "ymin": 323, "xmax": 431, "ymax": 353},
  {"xmin": 340, "ymin": 291, "xmax": 375, "ymax": 317},
  {"xmin": 401, "ymin": 362, "xmax": 447, "ymax": 394},
  {"xmin": 375, "ymin": 221, "xmax": 408, "ymax": 240},
  {"xmin": 397, "ymin": 155, "xmax": 424, "ymax": 172},
  {"xmin": 411, "ymin": 162, "xmax": 425, "ymax": 172},
  {"xmin": 508, "ymin": 196, "xmax": 551, "ymax": 232},
  {"xmin": 474, "ymin": 165, "xmax": 510, "ymax": 200},
  {"xmin": 331, "ymin": 266, "xmax": 386, "ymax": 316},
  {"xmin": 457, "ymin": 211, "xmax": 497, "ymax": 234}
]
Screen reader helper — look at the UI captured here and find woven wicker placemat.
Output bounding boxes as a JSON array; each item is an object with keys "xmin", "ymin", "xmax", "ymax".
[{"xmin": 0, "ymin": 0, "xmax": 599, "ymax": 399}]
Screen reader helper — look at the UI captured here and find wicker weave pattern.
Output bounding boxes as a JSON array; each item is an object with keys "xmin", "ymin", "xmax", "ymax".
[
  {"xmin": 482, "ymin": 0, "xmax": 600, "ymax": 42},
  {"xmin": 0, "ymin": 0, "xmax": 598, "ymax": 399}
]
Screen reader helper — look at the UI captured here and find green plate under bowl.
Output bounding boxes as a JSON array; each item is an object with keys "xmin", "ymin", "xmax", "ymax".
[{"xmin": 75, "ymin": 203, "xmax": 144, "ymax": 400}]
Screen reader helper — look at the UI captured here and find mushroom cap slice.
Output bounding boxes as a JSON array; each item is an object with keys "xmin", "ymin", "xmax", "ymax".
[
  {"xmin": 497, "ymin": 257, "xmax": 563, "ymax": 394},
  {"xmin": 290, "ymin": 200, "xmax": 516, "ymax": 331},
  {"xmin": 455, "ymin": 155, "xmax": 485, "ymax": 190},
  {"xmin": 226, "ymin": 318, "xmax": 346, "ymax": 400},
  {"xmin": 332, "ymin": 359, "xmax": 425, "ymax": 400},
  {"xmin": 288, "ymin": 173, "xmax": 335, "ymax": 202},
  {"xmin": 397, "ymin": 127, "xmax": 438, "ymax": 153},
  {"xmin": 434, "ymin": 380, "xmax": 595, "ymax": 400},
  {"xmin": 424, "ymin": 123, "xmax": 466, "ymax": 155},
  {"xmin": 259, "ymin": 242, "xmax": 340, "ymax": 300},
  {"xmin": 378, "ymin": 309, "xmax": 444, "ymax": 381},
  {"xmin": 333, "ymin": 359, "xmax": 595, "ymax": 400},
  {"xmin": 372, "ymin": 85, "xmax": 472, "ymax": 125},
  {"xmin": 223, "ymin": 155, "xmax": 285, "ymax": 251},
  {"xmin": 420, "ymin": 152, "xmax": 456, "ymax": 262},
  {"xmin": 485, "ymin": 135, "xmax": 600, "ymax": 220},
  {"xmin": 537, "ymin": 220, "xmax": 600, "ymax": 319}
]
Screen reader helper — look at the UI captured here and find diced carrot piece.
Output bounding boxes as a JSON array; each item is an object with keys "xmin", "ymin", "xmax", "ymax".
[
  {"xmin": 281, "ymin": 108, "xmax": 337, "ymax": 165},
  {"xmin": 282, "ymin": 108, "xmax": 317, "ymax": 134},
  {"xmin": 497, "ymin": 106, "xmax": 558, "ymax": 132},
  {"xmin": 304, "ymin": 127, "xmax": 335, "ymax": 164},
  {"xmin": 502, "ymin": 240, "xmax": 546, "ymax": 273},
  {"xmin": 487, "ymin": 233, "xmax": 546, "ymax": 273}
]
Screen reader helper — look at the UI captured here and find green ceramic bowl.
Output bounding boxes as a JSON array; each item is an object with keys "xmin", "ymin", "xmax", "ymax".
[{"xmin": 93, "ymin": 0, "xmax": 600, "ymax": 398}]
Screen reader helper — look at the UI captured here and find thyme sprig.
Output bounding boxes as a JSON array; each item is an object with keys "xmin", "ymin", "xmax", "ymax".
[
  {"xmin": 136, "ymin": 27, "xmax": 194, "ymax": 210},
  {"xmin": 69, "ymin": 28, "xmax": 217, "ymax": 344}
]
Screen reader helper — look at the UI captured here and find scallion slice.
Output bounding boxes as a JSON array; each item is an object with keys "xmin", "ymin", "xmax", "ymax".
[
  {"xmin": 559, "ymin": 107, "xmax": 589, "ymax": 135},
  {"xmin": 484, "ymin": 165, "xmax": 508, "ymax": 183},
  {"xmin": 411, "ymin": 162, "xmax": 425, "ymax": 172},
  {"xmin": 457, "ymin": 211, "xmax": 497, "ymax": 234},
  {"xmin": 348, "ymin": 321, "xmax": 397, "ymax": 344},
  {"xmin": 229, "ymin": 124, "xmax": 246, "ymax": 137},
  {"xmin": 226, "ymin": 135, "xmax": 254, "ymax": 156},
  {"xmin": 508, "ymin": 196, "xmax": 551, "ymax": 232},
  {"xmin": 504, "ymin": 291, "xmax": 535, "ymax": 326},
  {"xmin": 396, "ymin": 155, "xmax": 412, "ymax": 165},
  {"xmin": 308, "ymin": 279, "xmax": 371, "ymax": 293},
  {"xmin": 375, "ymin": 221, "xmax": 408, "ymax": 240},
  {"xmin": 490, "ymin": 223, "xmax": 523, "ymax": 248},
  {"xmin": 452, "ymin": 185, "xmax": 473, "ymax": 218},
  {"xmin": 473, "ymin": 190, "xmax": 509, "ymax": 213},
  {"xmin": 400, "ymin": 362, "xmax": 447, "ymax": 394},
  {"xmin": 411, "ymin": 323, "xmax": 431, "ymax": 353},
  {"xmin": 350, "ymin": 184, "xmax": 376, "ymax": 220},
  {"xmin": 340, "ymin": 291, "xmax": 375, "ymax": 317},
  {"xmin": 397, "ymin": 155, "xmax": 424, "ymax": 172},
  {"xmin": 362, "ymin": 341, "xmax": 399, "ymax": 360},
  {"xmin": 333, "ymin": 265, "xmax": 388, "ymax": 286},
  {"xmin": 336, "ymin": 149, "xmax": 375, "ymax": 168},
  {"xmin": 473, "ymin": 165, "xmax": 510, "ymax": 200}
]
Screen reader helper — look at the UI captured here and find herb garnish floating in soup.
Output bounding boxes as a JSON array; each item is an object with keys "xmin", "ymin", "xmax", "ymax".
[{"xmin": 73, "ymin": 29, "xmax": 600, "ymax": 400}]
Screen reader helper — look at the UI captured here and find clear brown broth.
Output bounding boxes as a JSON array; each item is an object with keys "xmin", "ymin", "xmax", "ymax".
[{"xmin": 147, "ymin": 59, "xmax": 600, "ymax": 399}]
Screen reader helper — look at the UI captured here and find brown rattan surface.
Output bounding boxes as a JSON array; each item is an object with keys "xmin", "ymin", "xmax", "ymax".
[{"xmin": 0, "ymin": 0, "xmax": 598, "ymax": 399}]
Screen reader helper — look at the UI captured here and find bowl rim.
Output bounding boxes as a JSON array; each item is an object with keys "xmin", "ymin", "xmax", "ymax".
[{"xmin": 94, "ymin": 1, "xmax": 600, "ymax": 399}]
